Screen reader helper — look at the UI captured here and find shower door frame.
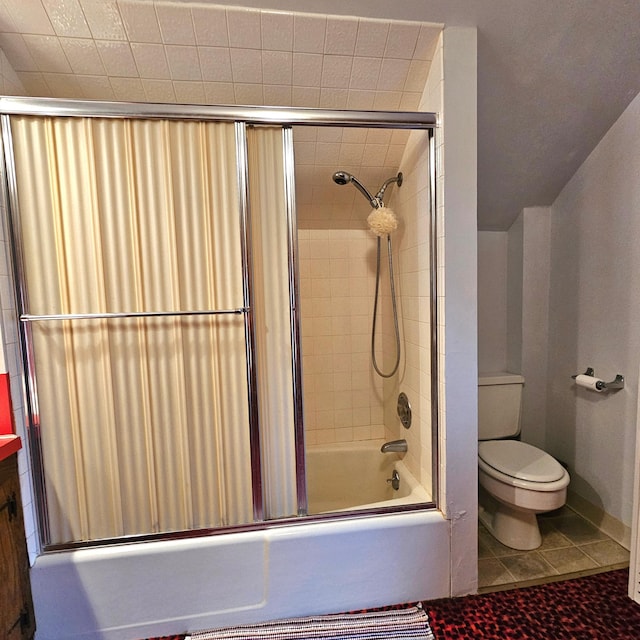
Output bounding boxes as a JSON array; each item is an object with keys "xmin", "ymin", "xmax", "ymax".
[{"xmin": 0, "ymin": 96, "xmax": 439, "ymax": 552}]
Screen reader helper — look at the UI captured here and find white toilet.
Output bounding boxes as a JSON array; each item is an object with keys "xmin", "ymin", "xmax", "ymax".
[{"xmin": 478, "ymin": 373, "xmax": 570, "ymax": 550}]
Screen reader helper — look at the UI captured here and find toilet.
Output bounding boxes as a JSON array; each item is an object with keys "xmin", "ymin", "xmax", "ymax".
[{"xmin": 478, "ymin": 373, "xmax": 570, "ymax": 550}]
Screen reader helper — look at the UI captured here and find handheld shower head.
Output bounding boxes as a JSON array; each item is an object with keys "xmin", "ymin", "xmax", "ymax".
[
  {"xmin": 332, "ymin": 170, "xmax": 403, "ymax": 208},
  {"xmin": 332, "ymin": 170, "xmax": 378, "ymax": 207},
  {"xmin": 332, "ymin": 171, "xmax": 351, "ymax": 186}
]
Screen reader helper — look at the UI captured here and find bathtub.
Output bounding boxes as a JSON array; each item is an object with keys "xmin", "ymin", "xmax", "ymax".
[
  {"xmin": 30, "ymin": 446, "xmax": 448, "ymax": 640},
  {"xmin": 306, "ymin": 440, "xmax": 432, "ymax": 513}
]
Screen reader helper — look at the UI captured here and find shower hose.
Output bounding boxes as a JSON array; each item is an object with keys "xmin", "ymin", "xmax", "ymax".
[{"xmin": 371, "ymin": 234, "xmax": 401, "ymax": 378}]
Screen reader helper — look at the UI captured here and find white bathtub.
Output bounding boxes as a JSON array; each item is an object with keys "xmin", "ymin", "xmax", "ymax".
[
  {"xmin": 31, "ymin": 443, "xmax": 448, "ymax": 640},
  {"xmin": 306, "ymin": 440, "xmax": 432, "ymax": 513}
]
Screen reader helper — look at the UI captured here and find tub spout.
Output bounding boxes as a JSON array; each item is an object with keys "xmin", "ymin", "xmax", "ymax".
[{"xmin": 380, "ymin": 439, "xmax": 407, "ymax": 453}]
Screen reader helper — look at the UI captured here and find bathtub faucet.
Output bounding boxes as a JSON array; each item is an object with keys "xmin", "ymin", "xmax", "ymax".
[{"xmin": 380, "ymin": 439, "xmax": 407, "ymax": 453}]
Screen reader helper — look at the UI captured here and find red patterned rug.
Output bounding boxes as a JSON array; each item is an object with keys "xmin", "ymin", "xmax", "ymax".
[{"xmin": 143, "ymin": 569, "xmax": 640, "ymax": 640}]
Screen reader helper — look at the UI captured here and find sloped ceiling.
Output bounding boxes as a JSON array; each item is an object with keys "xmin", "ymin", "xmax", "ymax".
[{"xmin": 2, "ymin": 0, "xmax": 640, "ymax": 230}]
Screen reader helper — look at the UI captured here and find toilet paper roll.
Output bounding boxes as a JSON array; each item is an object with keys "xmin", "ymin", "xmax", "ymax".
[{"xmin": 575, "ymin": 374, "xmax": 605, "ymax": 392}]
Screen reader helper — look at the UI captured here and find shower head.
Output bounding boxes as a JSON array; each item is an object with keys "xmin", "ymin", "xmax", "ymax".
[
  {"xmin": 332, "ymin": 170, "xmax": 378, "ymax": 207},
  {"xmin": 332, "ymin": 170, "xmax": 403, "ymax": 208},
  {"xmin": 332, "ymin": 171, "xmax": 351, "ymax": 186}
]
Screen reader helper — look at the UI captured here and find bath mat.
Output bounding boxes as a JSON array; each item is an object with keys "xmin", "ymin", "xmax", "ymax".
[{"xmin": 185, "ymin": 604, "xmax": 434, "ymax": 639}]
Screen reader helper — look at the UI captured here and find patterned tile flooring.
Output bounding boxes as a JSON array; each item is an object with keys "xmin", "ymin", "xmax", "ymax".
[{"xmin": 478, "ymin": 506, "xmax": 630, "ymax": 593}]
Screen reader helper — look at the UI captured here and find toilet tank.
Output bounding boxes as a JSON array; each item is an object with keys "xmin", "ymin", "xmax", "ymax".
[{"xmin": 478, "ymin": 372, "xmax": 525, "ymax": 440}]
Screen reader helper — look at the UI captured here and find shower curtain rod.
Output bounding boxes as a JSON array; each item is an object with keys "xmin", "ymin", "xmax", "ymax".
[{"xmin": 0, "ymin": 96, "xmax": 438, "ymax": 129}]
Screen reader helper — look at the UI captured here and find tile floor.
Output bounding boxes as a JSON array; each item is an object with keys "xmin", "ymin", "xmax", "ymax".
[{"xmin": 478, "ymin": 506, "xmax": 630, "ymax": 593}]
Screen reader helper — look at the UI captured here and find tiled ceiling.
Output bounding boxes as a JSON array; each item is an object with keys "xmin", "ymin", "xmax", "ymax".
[{"xmin": 0, "ymin": 0, "xmax": 441, "ymax": 226}]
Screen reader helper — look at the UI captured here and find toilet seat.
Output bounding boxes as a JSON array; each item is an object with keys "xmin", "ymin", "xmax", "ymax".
[{"xmin": 478, "ymin": 440, "xmax": 569, "ymax": 491}]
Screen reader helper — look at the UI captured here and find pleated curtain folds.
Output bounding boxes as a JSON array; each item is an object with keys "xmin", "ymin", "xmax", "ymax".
[{"xmin": 11, "ymin": 116, "xmax": 255, "ymax": 544}]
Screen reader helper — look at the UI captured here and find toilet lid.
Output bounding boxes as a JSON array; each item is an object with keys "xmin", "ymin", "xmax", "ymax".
[{"xmin": 478, "ymin": 440, "xmax": 565, "ymax": 482}]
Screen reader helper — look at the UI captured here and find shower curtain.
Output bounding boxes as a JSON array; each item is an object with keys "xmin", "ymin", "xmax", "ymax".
[{"xmin": 10, "ymin": 116, "xmax": 255, "ymax": 544}]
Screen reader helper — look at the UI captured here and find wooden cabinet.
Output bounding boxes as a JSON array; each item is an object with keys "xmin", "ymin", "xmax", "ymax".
[{"xmin": 0, "ymin": 454, "xmax": 35, "ymax": 639}]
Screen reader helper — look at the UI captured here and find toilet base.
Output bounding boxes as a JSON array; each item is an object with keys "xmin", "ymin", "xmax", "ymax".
[{"xmin": 479, "ymin": 494, "xmax": 542, "ymax": 550}]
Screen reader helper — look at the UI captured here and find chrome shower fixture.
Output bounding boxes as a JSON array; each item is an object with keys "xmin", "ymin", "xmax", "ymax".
[{"xmin": 332, "ymin": 170, "xmax": 403, "ymax": 208}]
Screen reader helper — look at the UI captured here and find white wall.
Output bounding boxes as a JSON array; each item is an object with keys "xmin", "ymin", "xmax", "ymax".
[
  {"xmin": 477, "ymin": 231, "xmax": 507, "ymax": 373},
  {"xmin": 546, "ymin": 90, "xmax": 640, "ymax": 528}
]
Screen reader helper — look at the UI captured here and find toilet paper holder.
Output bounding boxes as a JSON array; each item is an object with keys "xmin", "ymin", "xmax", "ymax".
[{"xmin": 571, "ymin": 367, "xmax": 625, "ymax": 391}]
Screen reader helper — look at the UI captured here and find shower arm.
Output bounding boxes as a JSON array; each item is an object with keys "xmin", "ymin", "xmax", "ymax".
[
  {"xmin": 375, "ymin": 173, "xmax": 403, "ymax": 204},
  {"xmin": 349, "ymin": 175, "xmax": 380, "ymax": 208}
]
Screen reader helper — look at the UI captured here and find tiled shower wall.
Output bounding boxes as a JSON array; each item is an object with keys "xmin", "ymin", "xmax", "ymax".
[{"xmin": 298, "ymin": 228, "xmax": 385, "ymax": 446}]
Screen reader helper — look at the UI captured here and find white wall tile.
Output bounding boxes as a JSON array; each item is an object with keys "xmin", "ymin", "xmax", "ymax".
[
  {"xmin": 192, "ymin": 5, "xmax": 228, "ymax": 47},
  {"xmin": 131, "ymin": 42, "xmax": 169, "ymax": 80},
  {"xmin": 80, "ymin": 0, "xmax": 126, "ymax": 41},
  {"xmin": 118, "ymin": 0, "xmax": 162, "ymax": 44},
  {"xmin": 165, "ymin": 45, "xmax": 201, "ymax": 81},
  {"xmin": 156, "ymin": 3, "xmax": 195, "ymax": 46},
  {"xmin": 261, "ymin": 11, "xmax": 293, "ymax": 52},
  {"xmin": 227, "ymin": 7, "xmax": 261, "ymax": 49},
  {"xmin": 96, "ymin": 40, "xmax": 137, "ymax": 77},
  {"xmin": 293, "ymin": 14, "xmax": 325, "ymax": 54},
  {"xmin": 60, "ymin": 37, "xmax": 105, "ymax": 75},
  {"xmin": 42, "ymin": 0, "xmax": 90, "ymax": 38},
  {"xmin": 199, "ymin": 47, "xmax": 232, "ymax": 83}
]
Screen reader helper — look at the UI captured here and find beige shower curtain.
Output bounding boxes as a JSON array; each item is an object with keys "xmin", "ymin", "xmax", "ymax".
[{"xmin": 11, "ymin": 116, "xmax": 254, "ymax": 544}]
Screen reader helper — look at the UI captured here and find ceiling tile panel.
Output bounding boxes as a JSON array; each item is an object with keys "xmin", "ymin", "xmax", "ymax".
[
  {"xmin": 199, "ymin": 46, "xmax": 232, "ymax": 83},
  {"xmin": 155, "ymin": 3, "xmax": 195, "ymax": 45},
  {"xmin": 165, "ymin": 44, "xmax": 201, "ymax": 81},
  {"xmin": 229, "ymin": 47, "xmax": 262, "ymax": 84},
  {"xmin": 42, "ymin": 0, "xmax": 90, "ymax": 38},
  {"xmin": 324, "ymin": 16, "xmax": 358, "ymax": 56},
  {"xmin": 0, "ymin": 33, "xmax": 39, "ymax": 71},
  {"xmin": 203, "ymin": 80, "xmax": 234, "ymax": 104},
  {"xmin": 261, "ymin": 10, "xmax": 292, "ymax": 52},
  {"xmin": 142, "ymin": 77, "xmax": 175, "ymax": 102},
  {"xmin": 80, "ymin": 0, "xmax": 126, "ymax": 41},
  {"xmin": 291, "ymin": 86, "xmax": 319, "ymax": 108},
  {"xmin": 3, "ymin": 0, "xmax": 54, "ymax": 35},
  {"xmin": 292, "ymin": 14, "xmax": 325, "ymax": 54},
  {"xmin": 263, "ymin": 84, "xmax": 291, "ymax": 106},
  {"xmin": 191, "ymin": 5, "xmax": 228, "ymax": 47},
  {"xmin": 292, "ymin": 52, "xmax": 322, "ymax": 87},
  {"xmin": 354, "ymin": 20, "xmax": 388, "ymax": 58},
  {"xmin": 261, "ymin": 49, "xmax": 291, "ymax": 85},
  {"xmin": 377, "ymin": 58, "xmax": 410, "ymax": 92},
  {"xmin": 23, "ymin": 34, "xmax": 71, "ymax": 73},
  {"xmin": 226, "ymin": 7, "xmax": 261, "ymax": 49},
  {"xmin": 350, "ymin": 57, "xmax": 381, "ymax": 91},
  {"xmin": 60, "ymin": 37, "xmax": 106, "ymax": 75},
  {"xmin": 118, "ymin": 0, "xmax": 162, "ymax": 44},
  {"xmin": 95, "ymin": 39, "xmax": 136, "ymax": 76},
  {"xmin": 110, "ymin": 76, "xmax": 144, "ymax": 100},
  {"xmin": 73, "ymin": 73, "xmax": 113, "ymax": 99},
  {"xmin": 321, "ymin": 55, "xmax": 352, "ymax": 89},
  {"xmin": 385, "ymin": 23, "xmax": 420, "ymax": 59},
  {"xmin": 233, "ymin": 82, "xmax": 263, "ymax": 104},
  {"xmin": 318, "ymin": 87, "xmax": 347, "ymax": 109},
  {"xmin": 173, "ymin": 79, "xmax": 205, "ymax": 103},
  {"xmin": 131, "ymin": 42, "xmax": 169, "ymax": 79}
]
